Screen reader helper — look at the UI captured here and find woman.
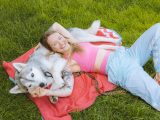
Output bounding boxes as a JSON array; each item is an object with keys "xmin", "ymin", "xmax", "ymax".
[{"xmin": 31, "ymin": 22, "xmax": 160, "ymax": 111}]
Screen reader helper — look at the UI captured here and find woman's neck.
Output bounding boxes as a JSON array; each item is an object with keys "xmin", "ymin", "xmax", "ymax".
[{"xmin": 62, "ymin": 47, "xmax": 72, "ymax": 58}]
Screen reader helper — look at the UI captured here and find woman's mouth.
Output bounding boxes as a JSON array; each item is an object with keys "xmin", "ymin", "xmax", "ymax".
[{"xmin": 61, "ymin": 44, "xmax": 66, "ymax": 50}]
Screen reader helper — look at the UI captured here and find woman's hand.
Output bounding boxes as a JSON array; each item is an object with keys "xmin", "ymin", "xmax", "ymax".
[
  {"xmin": 67, "ymin": 60, "xmax": 81, "ymax": 72},
  {"xmin": 28, "ymin": 87, "xmax": 49, "ymax": 97},
  {"xmin": 34, "ymin": 43, "xmax": 41, "ymax": 51}
]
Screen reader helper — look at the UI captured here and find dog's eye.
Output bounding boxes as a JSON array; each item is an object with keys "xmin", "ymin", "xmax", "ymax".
[
  {"xmin": 31, "ymin": 73, "xmax": 34, "ymax": 77},
  {"xmin": 28, "ymin": 84, "xmax": 32, "ymax": 87}
]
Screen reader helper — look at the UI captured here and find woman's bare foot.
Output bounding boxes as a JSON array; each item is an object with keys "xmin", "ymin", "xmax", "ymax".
[{"xmin": 154, "ymin": 73, "xmax": 160, "ymax": 84}]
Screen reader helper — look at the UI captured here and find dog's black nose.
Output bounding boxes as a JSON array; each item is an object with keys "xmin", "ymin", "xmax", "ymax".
[{"xmin": 39, "ymin": 83, "xmax": 45, "ymax": 87}]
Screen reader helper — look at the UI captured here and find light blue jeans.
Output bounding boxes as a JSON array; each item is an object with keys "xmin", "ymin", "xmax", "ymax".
[{"xmin": 106, "ymin": 23, "xmax": 160, "ymax": 111}]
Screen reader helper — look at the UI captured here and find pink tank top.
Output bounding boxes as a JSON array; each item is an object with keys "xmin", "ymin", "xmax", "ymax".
[{"xmin": 72, "ymin": 42, "xmax": 110, "ymax": 74}]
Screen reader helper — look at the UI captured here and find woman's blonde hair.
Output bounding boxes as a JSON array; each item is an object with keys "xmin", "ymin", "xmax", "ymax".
[{"xmin": 40, "ymin": 30, "xmax": 83, "ymax": 60}]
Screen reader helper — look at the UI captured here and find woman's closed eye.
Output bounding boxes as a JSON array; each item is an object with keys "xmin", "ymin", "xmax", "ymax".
[
  {"xmin": 58, "ymin": 36, "xmax": 63, "ymax": 40},
  {"xmin": 54, "ymin": 43, "xmax": 57, "ymax": 46},
  {"xmin": 52, "ymin": 43, "xmax": 58, "ymax": 47}
]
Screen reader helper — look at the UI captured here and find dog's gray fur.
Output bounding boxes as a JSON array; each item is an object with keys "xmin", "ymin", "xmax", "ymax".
[{"xmin": 10, "ymin": 45, "xmax": 67, "ymax": 94}]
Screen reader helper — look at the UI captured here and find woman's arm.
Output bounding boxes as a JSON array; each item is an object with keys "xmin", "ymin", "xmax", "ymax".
[
  {"xmin": 48, "ymin": 22, "xmax": 79, "ymax": 44},
  {"xmin": 48, "ymin": 22, "xmax": 75, "ymax": 39},
  {"xmin": 47, "ymin": 69, "xmax": 74, "ymax": 97}
]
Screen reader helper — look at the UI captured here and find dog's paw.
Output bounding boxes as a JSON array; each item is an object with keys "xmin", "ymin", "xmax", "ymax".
[{"xmin": 49, "ymin": 96, "xmax": 58, "ymax": 104}]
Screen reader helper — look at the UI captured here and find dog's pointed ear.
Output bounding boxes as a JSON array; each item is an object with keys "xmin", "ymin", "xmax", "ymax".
[
  {"xmin": 13, "ymin": 63, "xmax": 26, "ymax": 72},
  {"xmin": 86, "ymin": 20, "xmax": 101, "ymax": 34},
  {"xmin": 9, "ymin": 85, "xmax": 27, "ymax": 94}
]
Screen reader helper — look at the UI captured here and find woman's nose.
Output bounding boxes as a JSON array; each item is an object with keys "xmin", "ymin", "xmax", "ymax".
[{"xmin": 59, "ymin": 41, "xmax": 65, "ymax": 46}]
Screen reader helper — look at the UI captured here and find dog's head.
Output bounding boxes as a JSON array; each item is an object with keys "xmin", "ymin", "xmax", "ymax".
[{"xmin": 9, "ymin": 63, "xmax": 53, "ymax": 94}]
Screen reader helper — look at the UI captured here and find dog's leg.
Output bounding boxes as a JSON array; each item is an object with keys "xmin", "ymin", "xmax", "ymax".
[
  {"xmin": 69, "ymin": 27, "xmax": 109, "ymax": 43},
  {"xmin": 76, "ymin": 34, "xmax": 121, "ymax": 45}
]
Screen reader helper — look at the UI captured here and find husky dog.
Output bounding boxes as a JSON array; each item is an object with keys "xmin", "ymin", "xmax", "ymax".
[
  {"xmin": 9, "ymin": 20, "xmax": 121, "ymax": 99},
  {"xmin": 10, "ymin": 45, "xmax": 74, "ymax": 103},
  {"xmin": 10, "ymin": 45, "xmax": 68, "ymax": 94}
]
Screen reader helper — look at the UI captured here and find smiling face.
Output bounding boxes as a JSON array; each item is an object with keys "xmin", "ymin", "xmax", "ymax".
[{"xmin": 47, "ymin": 32, "xmax": 71, "ymax": 54}]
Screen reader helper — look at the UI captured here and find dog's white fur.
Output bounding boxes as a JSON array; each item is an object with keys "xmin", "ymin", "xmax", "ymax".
[
  {"xmin": 10, "ymin": 20, "xmax": 120, "ymax": 96},
  {"xmin": 10, "ymin": 45, "xmax": 68, "ymax": 94}
]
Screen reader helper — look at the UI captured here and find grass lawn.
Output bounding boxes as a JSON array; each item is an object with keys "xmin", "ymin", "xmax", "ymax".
[{"xmin": 1, "ymin": 0, "xmax": 160, "ymax": 119}]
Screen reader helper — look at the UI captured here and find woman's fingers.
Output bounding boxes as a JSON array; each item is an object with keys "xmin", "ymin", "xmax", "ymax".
[
  {"xmin": 28, "ymin": 87, "xmax": 48, "ymax": 97},
  {"xmin": 38, "ymin": 88, "xmax": 48, "ymax": 97},
  {"xmin": 28, "ymin": 87, "xmax": 41, "ymax": 97}
]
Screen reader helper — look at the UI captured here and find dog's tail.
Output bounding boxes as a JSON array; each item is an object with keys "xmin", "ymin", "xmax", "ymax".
[{"xmin": 85, "ymin": 20, "xmax": 100, "ymax": 34}]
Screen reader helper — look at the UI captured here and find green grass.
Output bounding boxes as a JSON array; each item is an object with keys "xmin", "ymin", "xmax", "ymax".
[{"xmin": 1, "ymin": 0, "xmax": 160, "ymax": 119}]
